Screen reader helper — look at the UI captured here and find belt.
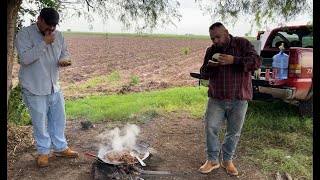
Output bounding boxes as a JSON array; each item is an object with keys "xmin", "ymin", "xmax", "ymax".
[{"xmin": 223, "ymin": 97, "xmax": 234, "ymax": 101}]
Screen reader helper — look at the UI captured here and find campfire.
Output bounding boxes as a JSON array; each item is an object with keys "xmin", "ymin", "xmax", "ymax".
[
  {"xmin": 88, "ymin": 124, "xmax": 149, "ymax": 180},
  {"xmin": 93, "ymin": 160, "xmax": 144, "ymax": 180},
  {"xmin": 89, "ymin": 124, "xmax": 207, "ymax": 179}
]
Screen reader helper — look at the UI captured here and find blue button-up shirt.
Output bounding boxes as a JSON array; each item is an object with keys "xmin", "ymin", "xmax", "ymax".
[{"xmin": 15, "ymin": 24, "xmax": 68, "ymax": 95}]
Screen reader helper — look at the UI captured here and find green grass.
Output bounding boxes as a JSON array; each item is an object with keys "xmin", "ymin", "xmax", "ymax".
[
  {"xmin": 129, "ymin": 75, "xmax": 140, "ymax": 84},
  {"xmin": 241, "ymin": 100, "xmax": 312, "ymax": 179},
  {"xmin": 108, "ymin": 70, "xmax": 121, "ymax": 81},
  {"xmin": 245, "ymin": 100, "xmax": 312, "ymax": 133},
  {"xmin": 65, "ymin": 86, "xmax": 208, "ymax": 121}
]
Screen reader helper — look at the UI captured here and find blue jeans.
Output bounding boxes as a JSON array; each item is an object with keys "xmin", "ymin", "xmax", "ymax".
[
  {"xmin": 22, "ymin": 88, "xmax": 68, "ymax": 154},
  {"xmin": 204, "ymin": 98, "xmax": 248, "ymax": 163}
]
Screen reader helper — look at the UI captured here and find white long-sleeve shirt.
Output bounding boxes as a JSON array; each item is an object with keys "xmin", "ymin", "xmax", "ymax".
[{"xmin": 15, "ymin": 24, "xmax": 68, "ymax": 95}]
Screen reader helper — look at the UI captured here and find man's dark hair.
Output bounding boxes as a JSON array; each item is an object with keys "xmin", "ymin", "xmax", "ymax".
[
  {"xmin": 209, "ymin": 22, "xmax": 224, "ymax": 31},
  {"xmin": 40, "ymin": 8, "xmax": 59, "ymax": 26}
]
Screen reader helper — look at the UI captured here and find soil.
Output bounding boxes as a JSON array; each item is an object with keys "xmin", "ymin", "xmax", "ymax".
[
  {"xmin": 8, "ymin": 34, "xmax": 266, "ymax": 180},
  {"xmin": 12, "ymin": 34, "xmax": 209, "ymax": 99}
]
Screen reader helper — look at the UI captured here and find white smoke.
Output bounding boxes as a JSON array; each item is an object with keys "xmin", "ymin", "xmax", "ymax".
[{"xmin": 97, "ymin": 124, "xmax": 140, "ymax": 152}]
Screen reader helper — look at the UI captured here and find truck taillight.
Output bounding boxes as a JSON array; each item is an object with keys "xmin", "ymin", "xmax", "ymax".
[
  {"xmin": 288, "ymin": 48, "xmax": 301, "ymax": 78},
  {"xmin": 288, "ymin": 64, "xmax": 301, "ymax": 77}
]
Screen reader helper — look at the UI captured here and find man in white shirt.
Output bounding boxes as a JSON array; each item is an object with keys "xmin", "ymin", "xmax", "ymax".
[{"xmin": 15, "ymin": 7, "xmax": 78, "ymax": 167}]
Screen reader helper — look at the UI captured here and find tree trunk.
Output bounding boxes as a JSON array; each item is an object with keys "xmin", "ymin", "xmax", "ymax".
[{"xmin": 7, "ymin": 0, "xmax": 22, "ymax": 110}]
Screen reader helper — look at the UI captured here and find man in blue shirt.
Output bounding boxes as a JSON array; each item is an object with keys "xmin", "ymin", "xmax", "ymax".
[{"xmin": 15, "ymin": 7, "xmax": 78, "ymax": 167}]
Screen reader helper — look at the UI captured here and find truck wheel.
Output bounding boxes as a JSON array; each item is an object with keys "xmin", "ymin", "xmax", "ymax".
[{"xmin": 298, "ymin": 96, "xmax": 313, "ymax": 118}]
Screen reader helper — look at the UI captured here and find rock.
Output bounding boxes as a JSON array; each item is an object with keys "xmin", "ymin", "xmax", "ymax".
[{"xmin": 81, "ymin": 121, "xmax": 95, "ymax": 130}]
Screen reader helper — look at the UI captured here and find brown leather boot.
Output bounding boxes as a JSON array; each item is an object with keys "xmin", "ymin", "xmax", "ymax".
[
  {"xmin": 54, "ymin": 147, "xmax": 79, "ymax": 158},
  {"xmin": 198, "ymin": 160, "xmax": 220, "ymax": 174},
  {"xmin": 221, "ymin": 160, "xmax": 238, "ymax": 175},
  {"xmin": 37, "ymin": 154, "xmax": 49, "ymax": 167}
]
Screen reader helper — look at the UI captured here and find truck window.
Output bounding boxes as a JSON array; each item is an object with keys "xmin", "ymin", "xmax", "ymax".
[
  {"xmin": 302, "ymin": 35, "xmax": 313, "ymax": 47},
  {"xmin": 266, "ymin": 27, "xmax": 313, "ymax": 49},
  {"xmin": 272, "ymin": 31, "xmax": 299, "ymax": 48}
]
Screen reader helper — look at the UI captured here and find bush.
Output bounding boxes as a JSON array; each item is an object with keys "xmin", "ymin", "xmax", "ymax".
[
  {"xmin": 129, "ymin": 75, "xmax": 140, "ymax": 84},
  {"xmin": 8, "ymin": 85, "xmax": 31, "ymax": 125},
  {"xmin": 183, "ymin": 48, "xmax": 189, "ymax": 55}
]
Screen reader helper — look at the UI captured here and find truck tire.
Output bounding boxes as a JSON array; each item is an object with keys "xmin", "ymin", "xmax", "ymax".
[{"xmin": 298, "ymin": 96, "xmax": 313, "ymax": 118}]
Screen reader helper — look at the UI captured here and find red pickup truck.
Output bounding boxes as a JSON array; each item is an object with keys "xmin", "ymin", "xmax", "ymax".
[{"xmin": 190, "ymin": 25, "xmax": 313, "ymax": 118}]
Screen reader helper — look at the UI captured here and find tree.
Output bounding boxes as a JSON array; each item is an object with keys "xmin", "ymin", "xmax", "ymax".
[
  {"xmin": 7, "ymin": 0, "xmax": 313, "ymax": 110},
  {"xmin": 195, "ymin": 0, "xmax": 313, "ymax": 28},
  {"xmin": 7, "ymin": 0, "xmax": 23, "ymax": 109}
]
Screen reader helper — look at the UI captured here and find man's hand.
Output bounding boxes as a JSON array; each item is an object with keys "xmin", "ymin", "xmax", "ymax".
[
  {"xmin": 217, "ymin": 54, "xmax": 234, "ymax": 65},
  {"xmin": 58, "ymin": 60, "xmax": 72, "ymax": 67},
  {"xmin": 44, "ymin": 30, "xmax": 55, "ymax": 45},
  {"xmin": 208, "ymin": 60, "xmax": 219, "ymax": 67}
]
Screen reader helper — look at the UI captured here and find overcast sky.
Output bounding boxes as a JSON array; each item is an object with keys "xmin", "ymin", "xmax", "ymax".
[{"xmin": 23, "ymin": 0, "xmax": 312, "ymax": 36}]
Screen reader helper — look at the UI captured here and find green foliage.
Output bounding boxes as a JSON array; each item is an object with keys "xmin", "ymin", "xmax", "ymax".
[
  {"xmin": 18, "ymin": 0, "xmax": 182, "ymax": 34},
  {"xmin": 18, "ymin": 0, "xmax": 313, "ymax": 33},
  {"xmin": 57, "ymin": 0, "xmax": 182, "ymax": 33},
  {"xmin": 183, "ymin": 48, "xmax": 189, "ymax": 55},
  {"xmin": 241, "ymin": 100, "xmax": 312, "ymax": 179},
  {"xmin": 8, "ymin": 86, "xmax": 31, "ymax": 125},
  {"xmin": 243, "ymin": 145, "xmax": 312, "ymax": 179},
  {"xmin": 84, "ymin": 77, "xmax": 109, "ymax": 87},
  {"xmin": 129, "ymin": 75, "xmax": 140, "ymax": 84},
  {"xmin": 108, "ymin": 71, "xmax": 121, "ymax": 81},
  {"xmin": 196, "ymin": 0, "xmax": 312, "ymax": 28},
  {"xmin": 245, "ymin": 100, "xmax": 312, "ymax": 134}
]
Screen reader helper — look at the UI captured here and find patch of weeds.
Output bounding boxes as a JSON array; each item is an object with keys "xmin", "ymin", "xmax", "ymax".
[
  {"xmin": 245, "ymin": 148, "xmax": 312, "ymax": 180},
  {"xmin": 129, "ymin": 75, "xmax": 140, "ymax": 84},
  {"xmin": 241, "ymin": 128, "xmax": 312, "ymax": 180},
  {"xmin": 183, "ymin": 48, "xmax": 189, "ymax": 55},
  {"xmin": 77, "ymin": 83, "xmax": 87, "ymax": 91},
  {"xmin": 108, "ymin": 71, "xmax": 121, "ymax": 81},
  {"xmin": 64, "ymin": 83, "xmax": 83, "ymax": 97},
  {"xmin": 85, "ymin": 77, "xmax": 109, "ymax": 88},
  {"xmin": 12, "ymin": 79, "xmax": 19, "ymax": 87},
  {"xmin": 67, "ymin": 83, "xmax": 79, "ymax": 92}
]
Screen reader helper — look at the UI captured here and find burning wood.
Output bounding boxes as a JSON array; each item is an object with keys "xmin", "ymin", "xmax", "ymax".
[{"xmin": 93, "ymin": 161, "xmax": 144, "ymax": 180}]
